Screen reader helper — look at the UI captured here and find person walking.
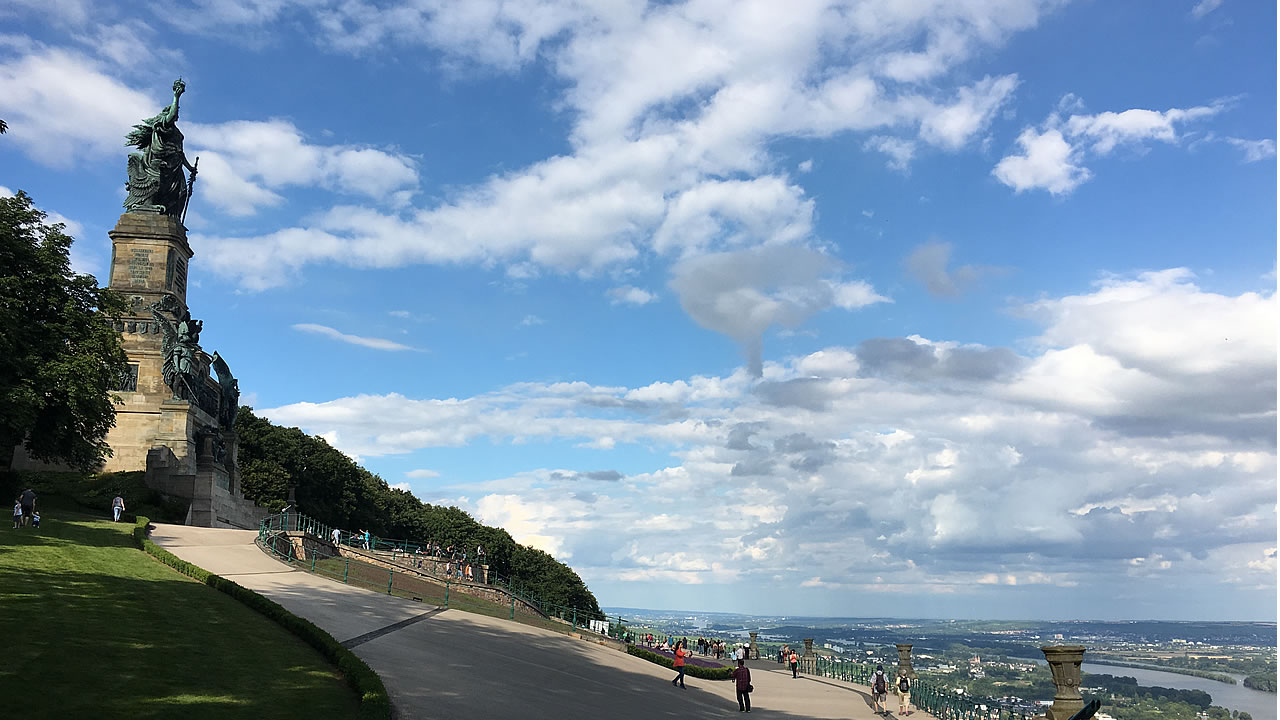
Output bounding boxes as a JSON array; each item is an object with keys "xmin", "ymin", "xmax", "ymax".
[
  {"xmin": 732, "ymin": 658, "xmax": 752, "ymax": 712},
  {"xmin": 871, "ymin": 664, "xmax": 889, "ymax": 714},
  {"xmin": 331, "ymin": 527, "xmax": 341, "ymax": 546},
  {"xmin": 671, "ymin": 640, "xmax": 690, "ymax": 689},
  {"xmin": 112, "ymin": 494, "xmax": 126, "ymax": 522},
  {"xmin": 898, "ymin": 673, "xmax": 912, "ymax": 716},
  {"xmin": 789, "ymin": 649, "xmax": 799, "ymax": 678},
  {"xmin": 19, "ymin": 488, "xmax": 36, "ymax": 527}
]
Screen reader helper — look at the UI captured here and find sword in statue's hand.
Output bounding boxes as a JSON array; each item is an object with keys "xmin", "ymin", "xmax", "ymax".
[{"xmin": 182, "ymin": 156, "xmax": 199, "ymax": 225}]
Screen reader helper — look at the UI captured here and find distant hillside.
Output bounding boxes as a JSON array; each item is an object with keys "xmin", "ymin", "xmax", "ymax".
[{"xmin": 235, "ymin": 407, "xmax": 600, "ymax": 615}]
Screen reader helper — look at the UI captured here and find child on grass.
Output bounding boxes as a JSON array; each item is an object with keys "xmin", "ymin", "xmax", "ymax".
[
  {"xmin": 12, "ymin": 499, "xmax": 21, "ymax": 529},
  {"xmin": 31, "ymin": 511, "xmax": 40, "ymax": 529}
]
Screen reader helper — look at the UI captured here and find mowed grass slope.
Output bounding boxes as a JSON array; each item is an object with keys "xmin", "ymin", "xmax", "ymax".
[{"xmin": 0, "ymin": 510, "xmax": 360, "ymax": 719}]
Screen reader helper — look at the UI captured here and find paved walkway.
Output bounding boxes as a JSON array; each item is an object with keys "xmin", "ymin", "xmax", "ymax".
[{"xmin": 151, "ymin": 524, "xmax": 923, "ymax": 719}]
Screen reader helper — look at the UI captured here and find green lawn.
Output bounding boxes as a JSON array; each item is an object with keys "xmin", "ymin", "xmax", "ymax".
[{"xmin": 0, "ymin": 510, "xmax": 360, "ymax": 719}]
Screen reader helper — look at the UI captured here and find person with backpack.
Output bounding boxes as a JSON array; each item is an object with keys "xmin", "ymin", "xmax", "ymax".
[
  {"xmin": 898, "ymin": 673, "xmax": 912, "ymax": 716},
  {"xmin": 871, "ymin": 665, "xmax": 888, "ymax": 714},
  {"xmin": 788, "ymin": 649, "xmax": 799, "ymax": 678}
]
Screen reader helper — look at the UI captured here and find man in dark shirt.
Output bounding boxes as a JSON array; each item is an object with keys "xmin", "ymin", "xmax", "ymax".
[
  {"xmin": 19, "ymin": 488, "xmax": 36, "ymax": 527},
  {"xmin": 733, "ymin": 659, "xmax": 752, "ymax": 712}
]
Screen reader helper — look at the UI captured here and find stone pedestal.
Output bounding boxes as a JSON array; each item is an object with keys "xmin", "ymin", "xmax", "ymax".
[
  {"xmin": 896, "ymin": 643, "xmax": 916, "ymax": 679},
  {"xmin": 103, "ymin": 212, "xmax": 262, "ymax": 529},
  {"xmin": 103, "ymin": 213, "xmax": 195, "ymax": 474},
  {"xmin": 749, "ymin": 631, "xmax": 759, "ymax": 660},
  {"xmin": 108, "ymin": 212, "xmax": 193, "ymax": 305},
  {"xmin": 1041, "ymin": 645, "xmax": 1086, "ymax": 720},
  {"xmin": 803, "ymin": 638, "xmax": 814, "ymax": 656}
]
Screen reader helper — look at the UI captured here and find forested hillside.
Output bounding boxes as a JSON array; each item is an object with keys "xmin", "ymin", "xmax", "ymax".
[{"xmin": 235, "ymin": 407, "xmax": 600, "ymax": 615}]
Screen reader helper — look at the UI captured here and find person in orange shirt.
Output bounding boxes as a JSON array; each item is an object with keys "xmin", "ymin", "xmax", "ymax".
[
  {"xmin": 671, "ymin": 640, "xmax": 690, "ymax": 689},
  {"xmin": 789, "ymin": 650, "xmax": 799, "ymax": 678}
]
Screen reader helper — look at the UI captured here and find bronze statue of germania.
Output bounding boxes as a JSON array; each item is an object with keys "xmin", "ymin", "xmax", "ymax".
[{"xmin": 124, "ymin": 79, "xmax": 198, "ymax": 220}]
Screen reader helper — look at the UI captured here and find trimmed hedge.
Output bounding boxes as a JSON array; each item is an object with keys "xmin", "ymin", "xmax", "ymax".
[
  {"xmin": 133, "ymin": 517, "xmax": 391, "ymax": 719},
  {"xmin": 626, "ymin": 645, "xmax": 735, "ymax": 680}
]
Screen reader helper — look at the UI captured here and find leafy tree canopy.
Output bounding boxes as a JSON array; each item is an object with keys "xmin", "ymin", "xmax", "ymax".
[
  {"xmin": 0, "ymin": 191, "xmax": 129, "ymax": 470},
  {"xmin": 235, "ymin": 406, "xmax": 601, "ymax": 614}
]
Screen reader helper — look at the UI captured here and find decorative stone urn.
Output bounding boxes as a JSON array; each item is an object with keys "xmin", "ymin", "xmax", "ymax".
[
  {"xmin": 803, "ymin": 638, "xmax": 815, "ymax": 656},
  {"xmin": 749, "ymin": 631, "xmax": 760, "ymax": 660},
  {"xmin": 896, "ymin": 643, "xmax": 917, "ymax": 679},
  {"xmin": 1041, "ymin": 645, "xmax": 1086, "ymax": 720}
]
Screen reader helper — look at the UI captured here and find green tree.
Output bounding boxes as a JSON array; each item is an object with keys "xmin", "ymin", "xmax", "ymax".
[
  {"xmin": 0, "ymin": 191, "xmax": 128, "ymax": 470},
  {"xmin": 1243, "ymin": 673, "xmax": 1276, "ymax": 693},
  {"xmin": 234, "ymin": 406, "xmax": 602, "ymax": 615}
]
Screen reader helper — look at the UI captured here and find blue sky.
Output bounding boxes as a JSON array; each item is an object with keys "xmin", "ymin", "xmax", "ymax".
[{"xmin": 1, "ymin": 0, "xmax": 1275, "ymax": 621}]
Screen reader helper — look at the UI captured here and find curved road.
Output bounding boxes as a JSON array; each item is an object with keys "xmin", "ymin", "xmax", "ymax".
[{"xmin": 151, "ymin": 524, "xmax": 910, "ymax": 719}]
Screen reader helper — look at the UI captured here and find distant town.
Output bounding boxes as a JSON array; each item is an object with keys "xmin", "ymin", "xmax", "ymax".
[{"xmin": 606, "ymin": 610, "xmax": 1278, "ymax": 720}]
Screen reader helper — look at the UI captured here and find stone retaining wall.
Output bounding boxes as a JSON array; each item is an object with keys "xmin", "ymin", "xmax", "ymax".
[{"xmin": 334, "ymin": 545, "xmax": 549, "ymax": 619}]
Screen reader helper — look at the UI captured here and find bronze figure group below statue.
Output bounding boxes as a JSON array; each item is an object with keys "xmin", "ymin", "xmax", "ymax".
[
  {"xmin": 125, "ymin": 79, "xmax": 198, "ymax": 220},
  {"xmin": 152, "ymin": 295, "xmax": 206, "ymax": 402}
]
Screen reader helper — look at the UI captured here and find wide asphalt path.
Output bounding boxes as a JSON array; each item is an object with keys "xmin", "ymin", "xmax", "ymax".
[{"xmin": 151, "ymin": 524, "xmax": 920, "ymax": 719}]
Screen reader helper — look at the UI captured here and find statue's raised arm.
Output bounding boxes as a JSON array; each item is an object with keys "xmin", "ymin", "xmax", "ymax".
[{"xmin": 124, "ymin": 79, "xmax": 197, "ymax": 220}]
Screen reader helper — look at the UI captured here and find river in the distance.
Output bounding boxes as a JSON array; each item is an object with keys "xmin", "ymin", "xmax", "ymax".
[{"xmin": 1033, "ymin": 660, "xmax": 1277, "ymax": 720}]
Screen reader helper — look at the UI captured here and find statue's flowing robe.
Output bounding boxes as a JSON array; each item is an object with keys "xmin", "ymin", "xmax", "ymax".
[{"xmin": 125, "ymin": 117, "xmax": 189, "ymax": 217}]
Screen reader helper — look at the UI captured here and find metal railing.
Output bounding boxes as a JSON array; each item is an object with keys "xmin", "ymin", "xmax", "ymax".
[
  {"xmin": 789, "ymin": 655, "xmax": 1040, "ymax": 720},
  {"xmin": 626, "ymin": 631, "xmax": 745, "ymax": 660},
  {"xmin": 257, "ymin": 511, "xmax": 629, "ymax": 640}
]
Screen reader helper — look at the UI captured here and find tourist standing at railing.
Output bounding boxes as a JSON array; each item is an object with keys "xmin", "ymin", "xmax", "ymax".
[
  {"xmin": 789, "ymin": 650, "xmax": 799, "ymax": 678},
  {"xmin": 360, "ymin": 528, "xmax": 371, "ymax": 549},
  {"xmin": 671, "ymin": 640, "xmax": 690, "ymax": 689},
  {"xmin": 732, "ymin": 659, "xmax": 752, "ymax": 712}
]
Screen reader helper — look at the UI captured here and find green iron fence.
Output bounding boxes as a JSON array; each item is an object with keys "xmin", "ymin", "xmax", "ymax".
[{"xmin": 790, "ymin": 655, "xmax": 1042, "ymax": 720}]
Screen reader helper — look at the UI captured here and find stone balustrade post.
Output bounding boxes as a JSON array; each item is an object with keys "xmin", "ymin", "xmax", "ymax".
[
  {"xmin": 896, "ymin": 643, "xmax": 916, "ymax": 679},
  {"xmin": 803, "ymin": 638, "xmax": 814, "ymax": 656},
  {"xmin": 1041, "ymin": 645, "xmax": 1086, "ymax": 720},
  {"xmin": 749, "ymin": 631, "xmax": 759, "ymax": 660}
]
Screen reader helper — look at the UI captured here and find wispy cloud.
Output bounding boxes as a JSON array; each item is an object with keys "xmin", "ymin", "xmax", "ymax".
[
  {"xmin": 520, "ymin": 314, "xmax": 545, "ymax": 326},
  {"xmin": 1190, "ymin": 0, "xmax": 1224, "ymax": 20},
  {"xmin": 994, "ymin": 98, "xmax": 1227, "ymax": 195},
  {"xmin": 406, "ymin": 469, "xmax": 440, "ymax": 479},
  {"xmin": 1225, "ymin": 137, "xmax": 1276, "ymax": 163},
  {"xmin": 292, "ymin": 323, "xmax": 418, "ymax": 351},
  {"xmin": 607, "ymin": 286, "xmax": 657, "ymax": 306}
]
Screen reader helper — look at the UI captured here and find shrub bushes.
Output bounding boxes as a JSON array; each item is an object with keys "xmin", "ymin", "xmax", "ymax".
[
  {"xmin": 134, "ymin": 517, "xmax": 391, "ymax": 719},
  {"xmin": 625, "ymin": 645, "xmax": 735, "ymax": 680}
]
